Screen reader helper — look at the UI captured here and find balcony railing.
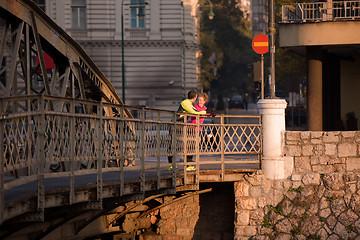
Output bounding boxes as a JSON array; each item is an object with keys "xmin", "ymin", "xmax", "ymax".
[{"xmin": 282, "ymin": 1, "xmax": 360, "ymax": 23}]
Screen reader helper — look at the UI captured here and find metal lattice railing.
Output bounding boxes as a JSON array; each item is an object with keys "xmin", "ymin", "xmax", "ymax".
[
  {"xmin": 1, "ymin": 95, "xmax": 261, "ymax": 174},
  {"xmin": 282, "ymin": 1, "xmax": 360, "ymax": 22},
  {"xmin": 0, "ymin": 95, "xmax": 262, "ymax": 221}
]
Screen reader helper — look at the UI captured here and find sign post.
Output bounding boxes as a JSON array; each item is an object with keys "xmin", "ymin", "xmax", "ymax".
[{"xmin": 252, "ymin": 34, "xmax": 269, "ymax": 99}]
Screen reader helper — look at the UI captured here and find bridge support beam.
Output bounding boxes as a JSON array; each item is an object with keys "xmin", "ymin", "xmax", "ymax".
[{"xmin": 257, "ymin": 99, "xmax": 292, "ymax": 179}]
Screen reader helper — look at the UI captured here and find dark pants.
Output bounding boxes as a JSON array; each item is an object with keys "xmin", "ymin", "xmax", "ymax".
[{"xmin": 167, "ymin": 118, "xmax": 194, "ymax": 163}]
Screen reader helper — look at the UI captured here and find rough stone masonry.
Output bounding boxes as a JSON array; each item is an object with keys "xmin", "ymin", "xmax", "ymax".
[{"xmin": 234, "ymin": 131, "xmax": 360, "ymax": 240}]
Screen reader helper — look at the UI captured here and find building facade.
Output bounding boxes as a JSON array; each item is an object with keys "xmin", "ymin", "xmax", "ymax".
[
  {"xmin": 39, "ymin": 0, "xmax": 201, "ymax": 111},
  {"xmin": 280, "ymin": 0, "xmax": 360, "ymax": 131}
]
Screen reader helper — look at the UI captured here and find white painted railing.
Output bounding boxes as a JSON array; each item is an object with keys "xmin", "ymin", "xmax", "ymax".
[{"xmin": 282, "ymin": 1, "xmax": 360, "ymax": 22}]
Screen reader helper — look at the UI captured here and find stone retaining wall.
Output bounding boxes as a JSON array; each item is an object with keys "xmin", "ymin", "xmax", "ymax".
[
  {"xmin": 234, "ymin": 131, "xmax": 360, "ymax": 240},
  {"xmin": 284, "ymin": 131, "xmax": 360, "ymax": 174}
]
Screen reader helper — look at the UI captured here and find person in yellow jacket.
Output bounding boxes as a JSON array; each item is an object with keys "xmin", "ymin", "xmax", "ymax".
[
  {"xmin": 177, "ymin": 90, "xmax": 206, "ymax": 120},
  {"xmin": 168, "ymin": 90, "xmax": 206, "ymax": 170}
]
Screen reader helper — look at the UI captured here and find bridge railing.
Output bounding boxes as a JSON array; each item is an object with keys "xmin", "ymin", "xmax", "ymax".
[
  {"xmin": 0, "ymin": 95, "xmax": 261, "ymax": 218},
  {"xmin": 282, "ymin": 1, "xmax": 360, "ymax": 22}
]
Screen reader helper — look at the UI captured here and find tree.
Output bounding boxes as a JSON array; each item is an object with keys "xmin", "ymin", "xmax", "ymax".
[
  {"xmin": 200, "ymin": 0, "xmax": 257, "ymax": 99},
  {"xmin": 200, "ymin": 0, "xmax": 309, "ymax": 100}
]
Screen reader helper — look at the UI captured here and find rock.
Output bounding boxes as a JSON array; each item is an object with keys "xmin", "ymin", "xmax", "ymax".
[
  {"xmin": 300, "ymin": 216, "xmax": 324, "ymax": 235},
  {"xmin": 302, "ymin": 173, "xmax": 321, "ymax": 185},
  {"xmin": 274, "ymin": 218, "xmax": 293, "ymax": 233},
  {"xmin": 330, "ymin": 198, "xmax": 347, "ymax": 217},
  {"xmin": 326, "ymin": 215, "xmax": 337, "ymax": 229},
  {"xmin": 349, "ymin": 195, "xmax": 360, "ymax": 214},
  {"xmin": 338, "ymin": 209, "xmax": 359, "ymax": 226},
  {"xmin": 333, "ymin": 222, "xmax": 357, "ymax": 239},
  {"xmin": 322, "ymin": 173, "xmax": 345, "ymax": 190},
  {"xmin": 274, "ymin": 233, "xmax": 292, "ymax": 240},
  {"xmin": 316, "ymin": 228, "xmax": 329, "ymax": 239}
]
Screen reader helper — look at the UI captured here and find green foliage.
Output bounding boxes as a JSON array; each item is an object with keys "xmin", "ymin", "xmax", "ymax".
[
  {"xmin": 308, "ymin": 234, "xmax": 320, "ymax": 240},
  {"xmin": 199, "ymin": 0, "xmax": 257, "ymax": 97},
  {"xmin": 267, "ymin": 205, "xmax": 275, "ymax": 212},
  {"xmin": 290, "ymin": 226, "xmax": 301, "ymax": 236},
  {"xmin": 286, "ymin": 212, "xmax": 294, "ymax": 218},
  {"xmin": 346, "ymin": 225, "xmax": 354, "ymax": 233},
  {"xmin": 289, "ymin": 186, "xmax": 303, "ymax": 193},
  {"xmin": 319, "ymin": 216, "xmax": 326, "ymax": 222},
  {"xmin": 267, "ymin": 204, "xmax": 283, "ymax": 215},
  {"xmin": 327, "ymin": 196, "xmax": 335, "ymax": 202},
  {"xmin": 300, "ymin": 213, "xmax": 308, "ymax": 220},
  {"xmin": 262, "ymin": 214, "xmax": 272, "ymax": 228}
]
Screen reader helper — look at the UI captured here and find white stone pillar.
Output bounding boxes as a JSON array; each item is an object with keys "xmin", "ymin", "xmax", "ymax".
[{"xmin": 257, "ymin": 99, "xmax": 289, "ymax": 179}]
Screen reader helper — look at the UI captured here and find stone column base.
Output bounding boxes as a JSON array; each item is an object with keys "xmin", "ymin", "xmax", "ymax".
[{"xmin": 262, "ymin": 156, "xmax": 293, "ymax": 180}]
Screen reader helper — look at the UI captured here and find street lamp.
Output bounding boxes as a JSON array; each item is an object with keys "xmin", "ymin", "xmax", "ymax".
[
  {"xmin": 181, "ymin": 0, "xmax": 214, "ymax": 97},
  {"xmin": 199, "ymin": 0, "xmax": 215, "ymax": 93},
  {"xmin": 121, "ymin": 0, "xmax": 125, "ymax": 104},
  {"xmin": 206, "ymin": 0, "xmax": 215, "ymax": 20}
]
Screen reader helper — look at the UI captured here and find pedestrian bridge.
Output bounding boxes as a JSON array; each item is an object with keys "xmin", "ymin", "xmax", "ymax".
[
  {"xmin": 0, "ymin": 0, "xmax": 262, "ymax": 238},
  {"xmin": 1, "ymin": 95, "xmax": 261, "ymax": 225}
]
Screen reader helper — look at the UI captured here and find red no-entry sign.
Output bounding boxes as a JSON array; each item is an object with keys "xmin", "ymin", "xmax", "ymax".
[{"xmin": 252, "ymin": 34, "xmax": 269, "ymax": 54}]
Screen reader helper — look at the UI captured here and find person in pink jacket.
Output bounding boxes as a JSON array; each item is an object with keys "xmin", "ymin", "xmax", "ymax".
[{"xmin": 190, "ymin": 92, "xmax": 208, "ymax": 125}]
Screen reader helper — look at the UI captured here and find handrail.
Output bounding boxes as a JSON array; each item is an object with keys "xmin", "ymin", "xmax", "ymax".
[
  {"xmin": 282, "ymin": 1, "xmax": 360, "ymax": 23},
  {"xmin": 0, "ymin": 95, "xmax": 262, "ymax": 223}
]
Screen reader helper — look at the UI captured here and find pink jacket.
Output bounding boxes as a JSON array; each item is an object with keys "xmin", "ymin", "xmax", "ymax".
[{"xmin": 190, "ymin": 104, "xmax": 207, "ymax": 124}]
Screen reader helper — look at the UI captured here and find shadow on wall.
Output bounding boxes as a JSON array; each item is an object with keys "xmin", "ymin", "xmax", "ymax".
[{"xmin": 193, "ymin": 182, "xmax": 235, "ymax": 240}]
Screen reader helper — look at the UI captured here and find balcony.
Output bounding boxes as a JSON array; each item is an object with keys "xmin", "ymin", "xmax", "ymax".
[
  {"xmin": 282, "ymin": 1, "xmax": 360, "ymax": 23},
  {"xmin": 279, "ymin": 1, "xmax": 360, "ymax": 50}
]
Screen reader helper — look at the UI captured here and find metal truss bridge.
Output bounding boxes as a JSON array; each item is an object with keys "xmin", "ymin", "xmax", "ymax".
[{"xmin": 0, "ymin": 0, "xmax": 262, "ymax": 239}]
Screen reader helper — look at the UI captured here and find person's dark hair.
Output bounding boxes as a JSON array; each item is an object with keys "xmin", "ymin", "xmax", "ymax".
[{"xmin": 188, "ymin": 90, "xmax": 198, "ymax": 99}]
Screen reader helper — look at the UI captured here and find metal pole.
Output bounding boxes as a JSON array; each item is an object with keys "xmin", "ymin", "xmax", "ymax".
[
  {"xmin": 269, "ymin": 0, "xmax": 276, "ymax": 98},
  {"xmin": 261, "ymin": 54, "xmax": 264, "ymax": 99},
  {"xmin": 182, "ymin": 1, "xmax": 186, "ymax": 99},
  {"xmin": 156, "ymin": 111, "xmax": 161, "ymax": 190},
  {"xmin": 119, "ymin": 105, "xmax": 124, "ymax": 196},
  {"xmin": 69, "ymin": 99, "xmax": 75, "ymax": 205},
  {"xmin": 140, "ymin": 108, "xmax": 145, "ymax": 193},
  {"xmin": 97, "ymin": 102, "xmax": 103, "ymax": 204},
  {"xmin": 121, "ymin": 0, "xmax": 126, "ymax": 104},
  {"xmin": 37, "ymin": 95, "xmax": 45, "ymax": 220},
  {"xmin": 220, "ymin": 115, "xmax": 224, "ymax": 181},
  {"xmin": 0, "ymin": 99, "xmax": 4, "ymax": 224},
  {"xmin": 195, "ymin": 115, "xmax": 200, "ymax": 187}
]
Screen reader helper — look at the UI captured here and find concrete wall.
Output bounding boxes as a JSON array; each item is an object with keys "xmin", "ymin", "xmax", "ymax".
[{"xmin": 279, "ymin": 21, "xmax": 360, "ymax": 47}]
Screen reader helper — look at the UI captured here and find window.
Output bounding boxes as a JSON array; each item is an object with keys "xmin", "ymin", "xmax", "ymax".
[
  {"xmin": 72, "ymin": 0, "xmax": 86, "ymax": 29},
  {"xmin": 130, "ymin": 0, "xmax": 145, "ymax": 29},
  {"xmin": 34, "ymin": 0, "xmax": 45, "ymax": 12}
]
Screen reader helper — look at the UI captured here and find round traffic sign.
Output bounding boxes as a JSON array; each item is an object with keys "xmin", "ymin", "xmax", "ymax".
[{"xmin": 252, "ymin": 34, "xmax": 269, "ymax": 54}]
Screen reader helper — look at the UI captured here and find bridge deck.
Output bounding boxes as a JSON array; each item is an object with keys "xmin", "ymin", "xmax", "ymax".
[{"xmin": 4, "ymin": 154, "xmax": 258, "ymax": 205}]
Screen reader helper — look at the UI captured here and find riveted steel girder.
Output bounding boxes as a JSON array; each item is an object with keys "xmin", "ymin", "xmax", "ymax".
[{"xmin": 0, "ymin": 0, "xmax": 125, "ymax": 115}]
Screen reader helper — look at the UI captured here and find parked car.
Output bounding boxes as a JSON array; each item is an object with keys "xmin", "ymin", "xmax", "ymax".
[{"xmin": 228, "ymin": 95, "xmax": 244, "ymax": 109}]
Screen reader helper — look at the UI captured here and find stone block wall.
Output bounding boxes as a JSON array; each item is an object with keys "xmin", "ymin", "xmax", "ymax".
[
  {"xmin": 284, "ymin": 131, "xmax": 360, "ymax": 173},
  {"xmin": 140, "ymin": 183, "xmax": 235, "ymax": 240},
  {"xmin": 234, "ymin": 131, "xmax": 360, "ymax": 240}
]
